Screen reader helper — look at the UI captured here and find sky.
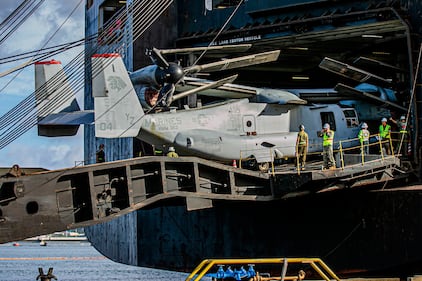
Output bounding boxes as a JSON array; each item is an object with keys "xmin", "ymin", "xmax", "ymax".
[{"xmin": 0, "ymin": 0, "xmax": 85, "ymax": 170}]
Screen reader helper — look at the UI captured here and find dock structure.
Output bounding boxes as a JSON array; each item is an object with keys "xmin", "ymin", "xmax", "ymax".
[{"xmin": 0, "ymin": 154, "xmax": 406, "ymax": 244}]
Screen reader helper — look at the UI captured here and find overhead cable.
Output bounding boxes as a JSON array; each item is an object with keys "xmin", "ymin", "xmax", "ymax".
[
  {"xmin": 0, "ymin": 0, "xmax": 174, "ymax": 149},
  {"xmin": 0, "ymin": 0, "xmax": 46, "ymax": 46}
]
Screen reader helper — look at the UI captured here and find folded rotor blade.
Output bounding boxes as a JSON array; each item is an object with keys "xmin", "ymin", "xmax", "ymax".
[
  {"xmin": 319, "ymin": 57, "xmax": 391, "ymax": 85},
  {"xmin": 335, "ymin": 83, "xmax": 406, "ymax": 111},
  {"xmin": 0, "ymin": 59, "xmax": 33, "ymax": 78},
  {"xmin": 151, "ymin": 47, "xmax": 169, "ymax": 68},
  {"xmin": 184, "ymin": 50, "xmax": 280, "ymax": 74},
  {"xmin": 171, "ymin": 74, "xmax": 238, "ymax": 103},
  {"xmin": 353, "ymin": 56, "xmax": 407, "ymax": 74},
  {"xmin": 159, "ymin": 44, "xmax": 252, "ymax": 55}
]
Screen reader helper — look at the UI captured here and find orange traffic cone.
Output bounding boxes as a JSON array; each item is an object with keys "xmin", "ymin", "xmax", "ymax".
[{"xmin": 232, "ymin": 160, "xmax": 237, "ymax": 168}]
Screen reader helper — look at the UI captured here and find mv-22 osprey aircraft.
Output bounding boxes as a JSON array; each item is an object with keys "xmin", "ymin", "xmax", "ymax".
[{"xmin": 36, "ymin": 44, "xmax": 404, "ymax": 170}]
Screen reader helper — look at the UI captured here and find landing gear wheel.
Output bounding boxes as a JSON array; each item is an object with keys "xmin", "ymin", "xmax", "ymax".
[
  {"xmin": 258, "ymin": 162, "xmax": 269, "ymax": 172},
  {"xmin": 247, "ymin": 157, "xmax": 257, "ymax": 170}
]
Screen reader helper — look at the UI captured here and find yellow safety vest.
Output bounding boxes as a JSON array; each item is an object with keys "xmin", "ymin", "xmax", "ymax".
[
  {"xmin": 379, "ymin": 124, "xmax": 391, "ymax": 139},
  {"xmin": 323, "ymin": 130, "xmax": 334, "ymax": 146},
  {"xmin": 167, "ymin": 151, "xmax": 179, "ymax": 157},
  {"xmin": 358, "ymin": 129, "xmax": 370, "ymax": 143}
]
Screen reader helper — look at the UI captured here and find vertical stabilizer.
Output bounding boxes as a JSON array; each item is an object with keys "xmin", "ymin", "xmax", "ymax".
[
  {"xmin": 35, "ymin": 60, "xmax": 85, "ymax": 137},
  {"xmin": 35, "ymin": 60, "xmax": 78, "ymax": 117},
  {"xmin": 92, "ymin": 54, "xmax": 144, "ymax": 138}
]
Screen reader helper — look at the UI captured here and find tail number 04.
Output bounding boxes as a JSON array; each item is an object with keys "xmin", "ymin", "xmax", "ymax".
[{"xmin": 98, "ymin": 122, "xmax": 113, "ymax": 130}]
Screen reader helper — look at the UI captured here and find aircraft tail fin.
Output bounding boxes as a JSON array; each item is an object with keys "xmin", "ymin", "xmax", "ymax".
[
  {"xmin": 35, "ymin": 60, "xmax": 78, "ymax": 116},
  {"xmin": 35, "ymin": 59, "xmax": 82, "ymax": 136},
  {"xmin": 92, "ymin": 54, "xmax": 144, "ymax": 138}
]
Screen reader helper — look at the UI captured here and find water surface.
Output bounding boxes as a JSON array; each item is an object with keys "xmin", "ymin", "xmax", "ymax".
[{"xmin": 0, "ymin": 241, "xmax": 188, "ymax": 281}]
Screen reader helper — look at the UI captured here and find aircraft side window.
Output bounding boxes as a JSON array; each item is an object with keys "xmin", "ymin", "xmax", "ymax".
[
  {"xmin": 320, "ymin": 112, "xmax": 336, "ymax": 131},
  {"xmin": 343, "ymin": 109, "xmax": 359, "ymax": 128},
  {"xmin": 243, "ymin": 115, "xmax": 256, "ymax": 134},
  {"xmin": 187, "ymin": 137, "xmax": 193, "ymax": 148}
]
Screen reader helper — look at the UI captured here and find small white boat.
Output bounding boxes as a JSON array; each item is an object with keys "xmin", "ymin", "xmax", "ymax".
[{"xmin": 39, "ymin": 240, "xmax": 47, "ymax": 246}]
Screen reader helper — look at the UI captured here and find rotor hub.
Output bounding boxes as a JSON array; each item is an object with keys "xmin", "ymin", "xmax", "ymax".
[{"xmin": 165, "ymin": 62, "xmax": 184, "ymax": 84}]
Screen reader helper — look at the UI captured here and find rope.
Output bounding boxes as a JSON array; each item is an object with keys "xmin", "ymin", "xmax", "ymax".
[
  {"xmin": 0, "ymin": 0, "xmax": 46, "ymax": 46},
  {"xmin": 397, "ymin": 43, "xmax": 422, "ymax": 155},
  {"xmin": 0, "ymin": 0, "xmax": 173, "ymax": 150},
  {"xmin": 324, "ymin": 219, "xmax": 363, "ymax": 258},
  {"xmin": 192, "ymin": 0, "xmax": 245, "ymax": 67}
]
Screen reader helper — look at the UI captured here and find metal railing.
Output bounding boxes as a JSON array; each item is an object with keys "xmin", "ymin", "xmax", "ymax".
[
  {"xmin": 185, "ymin": 257, "xmax": 341, "ymax": 281},
  {"xmin": 337, "ymin": 133, "xmax": 395, "ymax": 169},
  {"xmin": 236, "ymin": 133, "xmax": 398, "ymax": 174}
]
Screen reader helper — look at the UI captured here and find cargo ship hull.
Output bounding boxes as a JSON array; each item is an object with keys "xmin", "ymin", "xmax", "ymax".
[
  {"xmin": 83, "ymin": 0, "xmax": 422, "ymax": 277},
  {"xmin": 86, "ymin": 185, "xmax": 422, "ymax": 277}
]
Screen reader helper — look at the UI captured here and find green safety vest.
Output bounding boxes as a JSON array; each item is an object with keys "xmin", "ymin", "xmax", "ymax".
[
  {"xmin": 379, "ymin": 124, "xmax": 391, "ymax": 139},
  {"xmin": 323, "ymin": 130, "xmax": 334, "ymax": 146}
]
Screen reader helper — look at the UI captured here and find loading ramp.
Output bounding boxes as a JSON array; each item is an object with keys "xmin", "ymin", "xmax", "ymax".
[{"xmin": 0, "ymin": 155, "xmax": 405, "ymax": 243}]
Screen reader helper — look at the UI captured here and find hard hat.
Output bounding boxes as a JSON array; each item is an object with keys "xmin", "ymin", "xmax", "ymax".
[
  {"xmin": 299, "ymin": 124, "xmax": 305, "ymax": 130},
  {"xmin": 323, "ymin": 123, "xmax": 330, "ymax": 129},
  {"xmin": 361, "ymin": 122, "xmax": 368, "ymax": 129},
  {"xmin": 168, "ymin": 146, "xmax": 175, "ymax": 152},
  {"xmin": 400, "ymin": 115, "xmax": 406, "ymax": 120},
  {"xmin": 381, "ymin": 118, "xmax": 387, "ymax": 122}
]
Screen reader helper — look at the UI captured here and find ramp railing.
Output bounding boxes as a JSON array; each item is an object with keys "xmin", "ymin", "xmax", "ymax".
[{"xmin": 185, "ymin": 257, "xmax": 341, "ymax": 281}]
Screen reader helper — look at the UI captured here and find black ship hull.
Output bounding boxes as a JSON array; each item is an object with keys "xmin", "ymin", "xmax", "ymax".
[
  {"xmin": 81, "ymin": 0, "xmax": 422, "ymax": 278},
  {"xmin": 86, "ymin": 185, "xmax": 422, "ymax": 277}
]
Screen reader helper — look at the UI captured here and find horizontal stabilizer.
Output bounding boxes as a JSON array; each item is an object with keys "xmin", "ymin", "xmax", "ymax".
[
  {"xmin": 92, "ymin": 54, "xmax": 144, "ymax": 138},
  {"xmin": 334, "ymin": 83, "xmax": 406, "ymax": 111},
  {"xmin": 38, "ymin": 110, "xmax": 93, "ymax": 137},
  {"xmin": 38, "ymin": 110, "xmax": 94, "ymax": 125},
  {"xmin": 38, "ymin": 125, "xmax": 79, "ymax": 137}
]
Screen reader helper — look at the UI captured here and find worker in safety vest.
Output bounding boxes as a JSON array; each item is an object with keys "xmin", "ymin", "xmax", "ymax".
[
  {"xmin": 96, "ymin": 144, "xmax": 105, "ymax": 163},
  {"xmin": 166, "ymin": 146, "xmax": 179, "ymax": 157},
  {"xmin": 379, "ymin": 117, "xmax": 392, "ymax": 155},
  {"xmin": 295, "ymin": 124, "xmax": 308, "ymax": 170},
  {"xmin": 318, "ymin": 123, "xmax": 335, "ymax": 169},
  {"xmin": 390, "ymin": 115, "xmax": 408, "ymax": 155},
  {"xmin": 152, "ymin": 144, "xmax": 163, "ymax": 156},
  {"xmin": 358, "ymin": 122, "xmax": 370, "ymax": 155}
]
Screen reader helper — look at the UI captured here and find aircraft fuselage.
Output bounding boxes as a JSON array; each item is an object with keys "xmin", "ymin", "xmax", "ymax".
[{"xmin": 138, "ymin": 99, "xmax": 361, "ymax": 163}]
